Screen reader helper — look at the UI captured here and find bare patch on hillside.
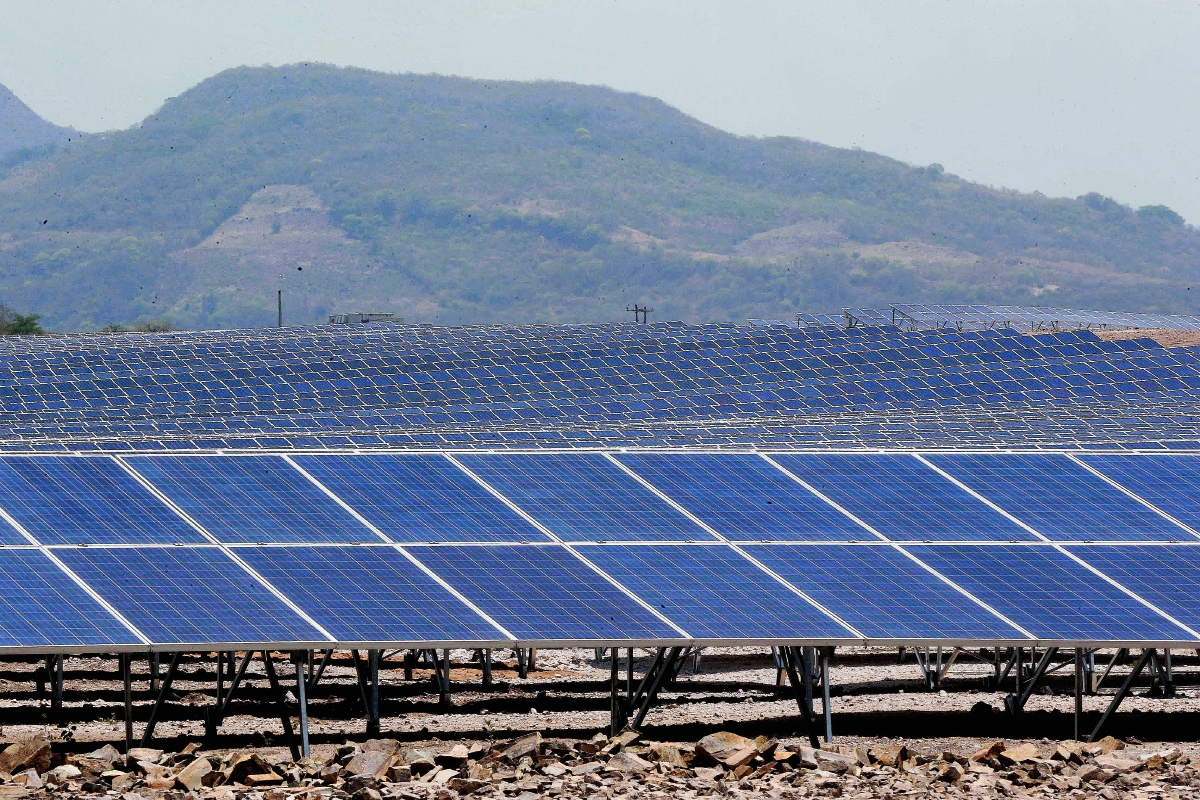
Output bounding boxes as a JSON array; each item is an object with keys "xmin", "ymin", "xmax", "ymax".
[{"xmin": 734, "ymin": 221, "xmax": 846, "ymax": 259}]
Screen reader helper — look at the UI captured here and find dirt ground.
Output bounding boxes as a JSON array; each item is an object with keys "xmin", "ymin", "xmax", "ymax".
[{"xmin": 1, "ymin": 646, "xmax": 1198, "ymax": 798}]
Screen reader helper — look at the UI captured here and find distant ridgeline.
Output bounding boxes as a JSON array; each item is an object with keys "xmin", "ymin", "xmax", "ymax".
[{"xmin": 0, "ymin": 66, "xmax": 1197, "ymax": 332}]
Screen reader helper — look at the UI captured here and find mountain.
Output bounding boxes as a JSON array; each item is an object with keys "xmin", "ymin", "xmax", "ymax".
[
  {"xmin": 0, "ymin": 83, "xmax": 76, "ymax": 165},
  {"xmin": 0, "ymin": 64, "xmax": 1197, "ymax": 331}
]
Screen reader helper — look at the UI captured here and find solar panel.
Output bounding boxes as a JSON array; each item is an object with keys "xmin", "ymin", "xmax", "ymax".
[
  {"xmin": 408, "ymin": 544, "xmax": 681, "ymax": 641},
  {"xmin": 126, "ymin": 455, "xmax": 378, "ymax": 543},
  {"xmin": 614, "ymin": 453, "xmax": 871, "ymax": 540},
  {"xmin": 56, "ymin": 546, "xmax": 329, "ymax": 645},
  {"xmin": 770, "ymin": 454, "xmax": 1035, "ymax": 541},
  {"xmin": 1078, "ymin": 455, "xmax": 1200, "ymax": 533},
  {"xmin": 741, "ymin": 544, "xmax": 1026, "ymax": 640},
  {"xmin": 1069, "ymin": 545, "xmax": 1200, "ymax": 632},
  {"xmin": 574, "ymin": 543, "xmax": 856, "ymax": 640},
  {"xmin": 906, "ymin": 544, "xmax": 1193, "ymax": 641},
  {"xmin": 453, "ymin": 454, "xmax": 714, "ymax": 542},
  {"xmin": 291, "ymin": 454, "xmax": 545, "ymax": 542},
  {"xmin": 0, "ymin": 456, "xmax": 204, "ymax": 545},
  {"xmin": 236, "ymin": 545, "xmax": 508, "ymax": 643},
  {"xmin": 0, "ymin": 549, "xmax": 139, "ymax": 648},
  {"xmin": 927, "ymin": 454, "xmax": 1189, "ymax": 541}
]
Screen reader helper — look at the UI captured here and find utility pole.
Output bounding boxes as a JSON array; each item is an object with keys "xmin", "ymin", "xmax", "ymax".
[
  {"xmin": 277, "ymin": 290, "xmax": 282, "ymax": 328},
  {"xmin": 626, "ymin": 304, "xmax": 654, "ymax": 324}
]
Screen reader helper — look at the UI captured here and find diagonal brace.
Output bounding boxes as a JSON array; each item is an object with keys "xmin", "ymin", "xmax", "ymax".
[
  {"xmin": 1089, "ymin": 648, "xmax": 1154, "ymax": 742},
  {"xmin": 1007, "ymin": 646, "xmax": 1058, "ymax": 713}
]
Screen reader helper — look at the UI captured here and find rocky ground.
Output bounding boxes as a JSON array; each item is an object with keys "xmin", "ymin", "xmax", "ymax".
[{"xmin": 0, "ymin": 647, "xmax": 1197, "ymax": 799}]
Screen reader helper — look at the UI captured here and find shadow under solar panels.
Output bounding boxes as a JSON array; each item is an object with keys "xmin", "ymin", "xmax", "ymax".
[
  {"xmin": 1068, "ymin": 545, "xmax": 1200, "ymax": 632},
  {"xmin": 126, "ymin": 456, "xmax": 378, "ymax": 543},
  {"xmin": 0, "ymin": 457, "xmax": 204, "ymax": 545},
  {"xmin": 770, "ymin": 454, "xmax": 1035, "ymax": 541},
  {"xmin": 408, "ymin": 544, "xmax": 681, "ymax": 642},
  {"xmin": 56, "ymin": 546, "xmax": 329, "ymax": 647},
  {"xmin": 741, "ymin": 544, "xmax": 1028, "ymax": 641},
  {"xmin": 906, "ymin": 544, "xmax": 1195, "ymax": 643},
  {"xmin": 574, "ymin": 543, "xmax": 856, "ymax": 642},
  {"xmin": 927, "ymin": 454, "xmax": 1189, "ymax": 541},
  {"xmin": 291, "ymin": 455, "xmax": 546, "ymax": 543},
  {"xmin": 236, "ymin": 545, "xmax": 509, "ymax": 644},
  {"xmin": 1078, "ymin": 455, "xmax": 1200, "ymax": 534},
  {"xmin": 0, "ymin": 549, "xmax": 140, "ymax": 649},
  {"xmin": 453, "ymin": 454, "xmax": 714, "ymax": 542},
  {"xmin": 614, "ymin": 454, "xmax": 871, "ymax": 541}
]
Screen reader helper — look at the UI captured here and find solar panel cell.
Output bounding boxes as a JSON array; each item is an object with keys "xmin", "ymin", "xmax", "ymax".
[
  {"xmin": 237, "ymin": 545, "xmax": 507, "ymax": 643},
  {"xmin": 615, "ymin": 454, "xmax": 870, "ymax": 540},
  {"xmin": 409, "ymin": 544, "xmax": 680, "ymax": 640},
  {"xmin": 576, "ymin": 543, "xmax": 856, "ymax": 640},
  {"xmin": 56, "ymin": 546, "xmax": 328, "ymax": 645},
  {"xmin": 0, "ymin": 549, "xmax": 139, "ymax": 648},
  {"xmin": 127, "ymin": 456, "xmax": 378, "ymax": 543}
]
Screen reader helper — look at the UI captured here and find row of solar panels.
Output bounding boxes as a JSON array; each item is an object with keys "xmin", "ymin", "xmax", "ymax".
[
  {"xmin": 797, "ymin": 305, "xmax": 1200, "ymax": 332},
  {"xmin": 1, "ymin": 451, "xmax": 1200, "ymax": 547},
  {"xmin": 6, "ymin": 539, "xmax": 1200, "ymax": 651},
  {"xmin": 0, "ymin": 327, "xmax": 1188, "ymax": 432}
]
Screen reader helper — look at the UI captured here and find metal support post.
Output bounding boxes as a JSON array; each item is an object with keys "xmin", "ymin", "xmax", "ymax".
[
  {"xmin": 1074, "ymin": 648, "xmax": 1084, "ymax": 741},
  {"xmin": 307, "ymin": 649, "xmax": 333, "ymax": 691},
  {"xmin": 1014, "ymin": 647, "xmax": 1022, "ymax": 696},
  {"xmin": 210, "ymin": 650, "xmax": 253, "ymax": 735},
  {"xmin": 482, "ymin": 649, "xmax": 492, "ymax": 689},
  {"xmin": 516, "ymin": 648, "xmax": 529, "ymax": 679},
  {"xmin": 292, "ymin": 652, "xmax": 310, "ymax": 759},
  {"xmin": 630, "ymin": 647, "xmax": 683, "ymax": 730},
  {"xmin": 122, "ymin": 654, "xmax": 133, "ymax": 754},
  {"xmin": 150, "ymin": 652, "xmax": 160, "ymax": 694},
  {"xmin": 1007, "ymin": 646, "xmax": 1058, "ymax": 713},
  {"xmin": 404, "ymin": 650, "xmax": 414, "ymax": 681},
  {"xmin": 609, "ymin": 649, "xmax": 624, "ymax": 736},
  {"xmin": 436, "ymin": 648, "xmax": 451, "ymax": 705},
  {"xmin": 627, "ymin": 648, "xmax": 634, "ymax": 700},
  {"xmin": 369, "ymin": 649, "xmax": 381, "ymax": 734},
  {"xmin": 820, "ymin": 648, "xmax": 834, "ymax": 744},
  {"xmin": 140, "ymin": 652, "xmax": 182, "ymax": 746},
  {"xmin": 260, "ymin": 652, "xmax": 301, "ymax": 761},
  {"xmin": 780, "ymin": 647, "xmax": 819, "ymax": 748},
  {"xmin": 51, "ymin": 654, "xmax": 63, "ymax": 715},
  {"xmin": 1164, "ymin": 649, "xmax": 1174, "ymax": 697},
  {"xmin": 1089, "ymin": 648, "xmax": 1154, "ymax": 742}
]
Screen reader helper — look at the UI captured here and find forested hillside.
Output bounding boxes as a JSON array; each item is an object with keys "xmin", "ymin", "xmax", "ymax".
[{"xmin": 0, "ymin": 65, "xmax": 1196, "ymax": 330}]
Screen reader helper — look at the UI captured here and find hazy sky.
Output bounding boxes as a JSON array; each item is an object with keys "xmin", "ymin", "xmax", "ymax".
[{"xmin": 4, "ymin": 1, "xmax": 1198, "ymax": 221}]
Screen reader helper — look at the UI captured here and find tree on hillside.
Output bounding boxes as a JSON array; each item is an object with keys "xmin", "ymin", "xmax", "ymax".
[{"xmin": 0, "ymin": 304, "xmax": 44, "ymax": 335}]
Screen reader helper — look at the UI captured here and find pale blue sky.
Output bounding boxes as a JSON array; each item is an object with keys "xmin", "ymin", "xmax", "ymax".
[{"xmin": 3, "ymin": 1, "xmax": 1198, "ymax": 220}]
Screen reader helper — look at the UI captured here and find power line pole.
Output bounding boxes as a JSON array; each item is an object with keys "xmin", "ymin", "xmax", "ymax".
[
  {"xmin": 277, "ymin": 290, "xmax": 282, "ymax": 328},
  {"xmin": 626, "ymin": 304, "xmax": 654, "ymax": 324}
]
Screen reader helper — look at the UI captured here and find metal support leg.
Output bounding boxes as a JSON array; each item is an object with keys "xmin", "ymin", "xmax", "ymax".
[
  {"xmin": 212, "ymin": 650, "xmax": 254, "ymax": 733},
  {"xmin": 482, "ymin": 649, "xmax": 492, "ymax": 689},
  {"xmin": 150, "ymin": 652, "xmax": 160, "ymax": 694},
  {"xmin": 122, "ymin": 654, "xmax": 133, "ymax": 754},
  {"xmin": 307, "ymin": 649, "xmax": 333, "ymax": 691},
  {"xmin": 436, "ymin": 648, "xmax": 451, "ymax": 705},
  {"xmin": 1007, "ymin": 646, "xmax": 1058, "ymax": 713},
  {"xmin": 516, "ymin": 648, "xmax": 529, "ymax": 679},
  {"xmin": 780, "ymin": 647, "xmax": 820, "ymax": 749},
  {"xmin": 1095, "ymin": 648, "xmax": 1127, "ymax": 691},
  {"xmin": 369, "ymin": 650, "xmax": 381, "ymax": 734},
  {"xmin": 260, "ymin": 652, "xmax": 301, "ymax": 761},
  {"xmin": 630, "ymin": 647, "xmax": 683, "ymax": 730},
  {"xmin": 140, "ymin": 652, "xmax": 182, "ymax": 747},
  {"xmin": 609, "ymin": 649, "xmax": 624, "ymax": 736},
  {"xmin": 53, "ymin": 654, "xmax": 64, "ymax": 715},
  {"xmin": 1074, "ymin": 648, "xmax": 1084, "ymax": 742},
  {"xmin": 1089, "ymin": 648, "xmax": 1154, "ymax": 742},
  {"xmin": 820, "ymin": 648, "xmax": 834, "ymax": 744},
  {"xmin": 293, "ymin": 652, "xmax": 310, "ymax": 759},
  {"xmin": 1164, "ymin": 649, "xmax": 1174, "ymax": 697},
  {"xmin": 404, "ymin": 650, "xmax": 414, "ymax": 681},
  {"xmin": 627, "ymin": 648, "xmax": 634, "ymax": 701}
]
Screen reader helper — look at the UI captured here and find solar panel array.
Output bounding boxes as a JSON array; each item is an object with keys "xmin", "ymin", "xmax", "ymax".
[
  {"xmin": 3, "ymin": 450, "xmax": 1200, "ymax": 652},
  {"xmin": 3, "ymin": 318, "xmax": 1200, "ymax": 451},
  {"xmin": 829, "ymin": 304, "xmax": 1200, "ymax": 332}
]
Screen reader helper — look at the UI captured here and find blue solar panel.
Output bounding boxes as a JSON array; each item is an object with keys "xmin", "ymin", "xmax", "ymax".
[
  {"xmin": 237, "ymin": 545, "xmax": 507, "ymax": 642},
  {"xmin": 126, "ymin": 456, "xmax": 377, "ymax": 543},
  {"xmin": 907, "ymin": 544, "xmax": 1191, "ymax": 641},
  {"xmin": 1079, "ymin": 455, "xmax": 1200, "ymax": 533},
  {"xmin": 615, "ymin": 454, "xmax": 870, "ymax": 541},
  {"xmin": 409, "ymin": 544, "xmax": 679, "ymax": 640},
  {"xmin": 575, "ymin": 544, "xmax": 855, "ymax": 640},
  {"xmin": 742, "ymin": 544, "xmax": 1025, "ymax": 640},
  {"xmin": 291, "ymin": 455, "xmax": 546, "ymax": 543},
  {"xmin": 0, "ymin": 457, "xmax": 204, "ymax": 545},
  {"xmin": 56, "ymin": 546, "xmax": 328, "ymax": 645},
  {"xmin": 0, "ymin": 549, "xmax": 139, "ymax": 648},
  {"xmin": 928, "ymin": 454, "xmax": 1188, "ymax": 541},
  {"xmin": 771, "ymin": 454, "xmax": 1035, "ymax": 541},
  {"xmin": 453, "ymin": 454, "xmax": 714, "ymax": 542},
  {"xmin": 1069, "ymin": 545, "xmax": 1200, "ymax": 631}
]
